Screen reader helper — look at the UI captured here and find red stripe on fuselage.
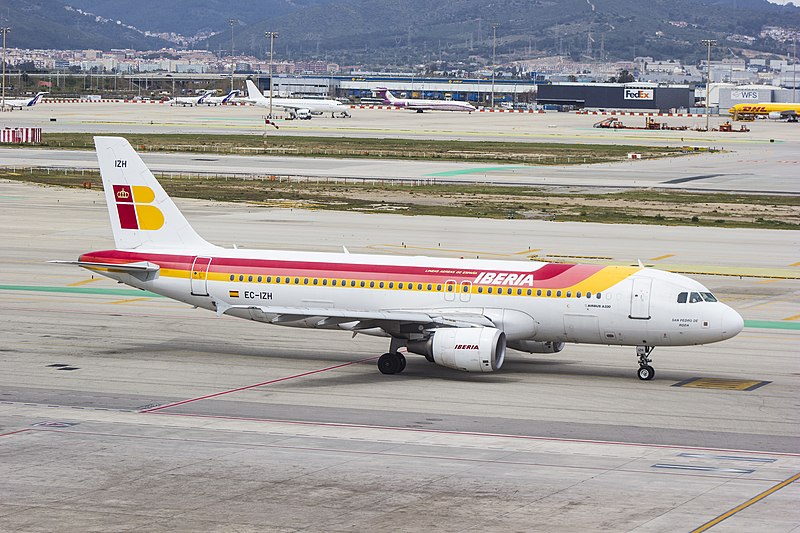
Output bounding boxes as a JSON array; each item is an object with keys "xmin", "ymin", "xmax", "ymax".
[{"xmin": 80, "ymin": 250, "xmax": 590, "ymax": 284}]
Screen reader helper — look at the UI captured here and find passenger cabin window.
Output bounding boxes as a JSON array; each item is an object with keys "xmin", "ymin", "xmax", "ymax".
[
  {"xmin": 677, "ymin": 292, "xmax": 688, "ymax": 303},
  {"xmin": 229, "ymin": 275, "xmax": 234, "ymax": 281}
]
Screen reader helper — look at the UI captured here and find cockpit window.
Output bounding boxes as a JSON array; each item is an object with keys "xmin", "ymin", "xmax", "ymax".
[
  {"xmin": 689, "ymin": 292, "xmax": 703, "ymax": 303},
  {"xmin": 701, "ymin": 292, "xmax": 718, "ymax": 302},
  {"xmin": 677, "ymin": 292, "xmax": 687, "ymax": 303}
]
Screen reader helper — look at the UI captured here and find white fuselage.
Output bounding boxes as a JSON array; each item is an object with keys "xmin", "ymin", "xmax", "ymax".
[{"xmin": 82, "ymin": 246, "xmax": 743, "ymax": 349}]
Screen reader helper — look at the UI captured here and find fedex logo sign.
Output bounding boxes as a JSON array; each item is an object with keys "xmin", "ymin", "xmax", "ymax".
[
  {"xmin": 113, "ymin": 185, "xmax": 164, "ymax": 230},
  {"xmin": 623, "ymin": 89, "xmax": 654, "ymax": 100}
]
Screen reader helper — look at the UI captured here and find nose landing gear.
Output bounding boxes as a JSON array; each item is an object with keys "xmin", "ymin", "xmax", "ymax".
[{"xmin": 636, "ymin": 345, "xmax": 655, "ymax": 380}]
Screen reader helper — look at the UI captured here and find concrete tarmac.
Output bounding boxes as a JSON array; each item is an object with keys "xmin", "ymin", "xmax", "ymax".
[
  {"xmin": 1, "ymin": 180, "xmax": 799, "ymax": 531},
  {"xmin": 2, "ymin": 102, "xmax": 800, "ymax": 194}
]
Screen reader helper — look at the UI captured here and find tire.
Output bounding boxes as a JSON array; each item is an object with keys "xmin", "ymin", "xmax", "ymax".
[
  {"xmin": 638, "ymin": 365, "xmax": 655, "ymax": 381},
  {"xmin": 378, "ymin": 352, "xmax": 401, "ymax": 375},
  {"xmin": 396, "ymin": 352, "xmax": 407, "ymax": 373}
]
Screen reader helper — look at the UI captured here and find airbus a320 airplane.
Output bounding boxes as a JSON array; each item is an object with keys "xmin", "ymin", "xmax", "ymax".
[{"xmin": 57, "ymin": 137, "xmax": 744, "ymax": 379}]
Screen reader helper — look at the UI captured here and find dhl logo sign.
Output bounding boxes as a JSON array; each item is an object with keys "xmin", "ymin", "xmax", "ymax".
[
  {"xmin": 112, "ymin": 185, "xmax": 164, "ymax": 230},
  {"xmin": 736, "ymin": 105, "xmax": 768, "ymax": 113}
]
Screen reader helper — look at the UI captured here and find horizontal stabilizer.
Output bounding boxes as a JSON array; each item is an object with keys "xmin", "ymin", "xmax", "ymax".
[{"xmin": 49, "ymin": 260, "xmax": 160, "ymax": 273}]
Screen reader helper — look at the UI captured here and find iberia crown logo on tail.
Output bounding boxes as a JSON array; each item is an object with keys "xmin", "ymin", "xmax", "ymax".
[{"xmin": 112, "ymin": 184, "xmax": 164, "ymax": 230}]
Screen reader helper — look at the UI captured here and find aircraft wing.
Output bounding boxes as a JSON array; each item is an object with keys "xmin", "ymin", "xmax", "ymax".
[
  {"xmin": 217, "ymin": 304, "xmax": 495, "ymax": 331},
  {"xmin": 780, "ymin": 109, "xmax": 797, "ymax": 117},
  {"xmin": 271, "ymin": 102, "xmax": 311, "ymax": 112}
]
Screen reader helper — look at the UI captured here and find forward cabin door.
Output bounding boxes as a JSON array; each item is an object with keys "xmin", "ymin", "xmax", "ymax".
[
  {"xmin": 190, "ymin": 256, "xmax": 212, "ymax": 296},
  {"xmin": 629, "ymin": 278, "xmax": 652, "ymax": 319}
]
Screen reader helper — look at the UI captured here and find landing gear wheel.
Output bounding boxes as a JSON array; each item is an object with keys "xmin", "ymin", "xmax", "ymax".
[
  {"xmin": 635, "ymin": 345, "xmax": 655, "ymax": 381},
  {"xmin": 378, "ymin": 352, "xmax": 404, "ymax": 375}
]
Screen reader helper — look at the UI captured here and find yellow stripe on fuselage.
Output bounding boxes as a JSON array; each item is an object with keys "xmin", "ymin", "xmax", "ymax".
[{"xmin": 156, "ymin": 264, "xmax": 639, "ymax": 298}]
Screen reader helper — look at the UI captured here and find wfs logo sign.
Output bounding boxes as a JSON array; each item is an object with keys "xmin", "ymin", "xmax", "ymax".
[
  {"xmin": 113, "ymin": 184, "xmax": 165, "ymax": 230},
  {"xmin": 623, "ymin": 88, "xmax": 654, "ymax": 100},
  {"xmin": 731, "ymin": 90, "xmax": 759, "ymax": 100}
]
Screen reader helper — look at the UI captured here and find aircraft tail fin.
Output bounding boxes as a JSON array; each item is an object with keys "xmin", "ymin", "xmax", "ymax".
[
  {"xmin": 222, "ymin": 90, "xmax": 240, "ymax": 103},
  {"xmin": 28, "ymin": 92, "xmax": 47, "ymax": 106},
  {"xmin": 374, "ymin": 87, "xmax": 393, "ymax": 104},
  {"xmin": 94, "ymin": 136, "xmax": 213, "ymax": 251},
  {"xmin": 245, "ymin": 79, "xmax": 265, "ymax": 101}
]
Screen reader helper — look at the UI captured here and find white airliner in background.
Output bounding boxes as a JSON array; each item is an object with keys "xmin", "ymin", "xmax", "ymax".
[
  {"xmin": 202, "ymin": 89, "xmax": 240, "ymax": 106},
  {"xmin": 374, "ymin": 87, "xmax": 476, "ymax": 113},
  {"xmin": 244, "ymin": 80, "xmax": 351, "ymax": 119},
  {"xmin": 1, "ymin": 92, "xmax": 47, "ymax": 110},
  {"xmin": 166, "ymin": 91, "xmax": 214, "ymax": 107},
  {"xmin": 57, "ymin": 137, "xmax": 744, "ymax": 380}
]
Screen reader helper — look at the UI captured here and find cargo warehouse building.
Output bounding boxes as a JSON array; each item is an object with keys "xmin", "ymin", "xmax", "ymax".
[{"xmin": 536, "ymin": 83, "xmax": 694, "ymax": 112}]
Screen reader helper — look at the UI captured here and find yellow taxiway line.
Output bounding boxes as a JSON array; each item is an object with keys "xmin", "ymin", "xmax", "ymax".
[{"xmin": 691, "ymin": 471, "xmax": 800, "ymax": 532}]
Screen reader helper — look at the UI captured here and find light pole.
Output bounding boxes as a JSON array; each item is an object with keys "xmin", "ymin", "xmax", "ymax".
[
  {"xmin": 793, "ymin": 32, "xmax": 797, "ymax": 104},
  {"xmin": 265, "ymin": 31, "xmax": 278, "ymax": 119},
  {"xmin": 701, "ymin": 39, "xmax": 716, "ymax": 132},
  {"xmin": 1, "ymin": 27, "xmax": 10, "ymax": 112},
  {"xmin": 228, "ymin": 19, "xmax": 237, "ymax": 93},
  {"xmin": 490, "ymin": 23, "xmax": 499, "ymax": 108}
]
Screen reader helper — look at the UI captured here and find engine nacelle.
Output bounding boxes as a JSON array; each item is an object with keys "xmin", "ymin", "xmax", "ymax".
[
  {"xmin": 507, "ymin": 340, "xmax": 565, "ymax": 354},
  {"xmin": 768, "ymin": 111, "xmax": 783, "ymax": 120},
  {"xmin": 407, "ymin": 327, "xmax": 506, "ymax": 372}
]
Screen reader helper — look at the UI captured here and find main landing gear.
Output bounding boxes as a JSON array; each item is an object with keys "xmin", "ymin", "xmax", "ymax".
[
  {"xmin": 636, "ymin": 345, "xmax": 655, "ymax": 381},
  {"xmin": 378, "ymin": 338, "xmax": 407, "ymax": 375},
  {"xmin": 378, "ymin": 352, "xmax": 406, "ymax": 375}
]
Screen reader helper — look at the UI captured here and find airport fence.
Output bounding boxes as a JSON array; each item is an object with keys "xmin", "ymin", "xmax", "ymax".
[
  {"xmin": 0, "ymin": 165, "xmax": 447, "ymax": 187},
  {"xmin": 26, "ymin": 140, "xmax": 627, "ymax": 164}
]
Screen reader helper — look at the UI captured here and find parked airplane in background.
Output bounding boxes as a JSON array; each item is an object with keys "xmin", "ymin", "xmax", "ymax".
[
  {"xmin": 374, "ymin": 88, "xmax": 476, "ymax": 113},
  {"xmin": 244, "ymin": 80, "xmax": 351, "ymax": 119},
  {"xmin": 55, "ymin": 137, "xmax": 744, "ymax": 380},
  {"xmin": 166, "ymin": 91, "xmax": 214, "ymax": 107},
  {"xmin": 202, "ymin": 90, "xmax": 240, "ymax": 106},
  {"xmin": 729, "ymin": 102, "xmax": 800, "ymax": 121},
  {"xmin": 1, "ymin": 92, "xmax": 47, "ymax": 110}
]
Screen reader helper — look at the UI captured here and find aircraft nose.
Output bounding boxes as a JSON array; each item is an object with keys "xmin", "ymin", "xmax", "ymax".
[{"xmin": 720, "ymin": 306, "xmax": 744, "ymax": 340}]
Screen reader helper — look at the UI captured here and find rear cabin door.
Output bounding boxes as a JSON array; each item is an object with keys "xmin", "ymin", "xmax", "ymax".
[
  {"xmin": 190, "ymin": 256, "xmax": 212, "ymax": 296},
  {"xmin": 629, "ymin": 278, "xmax": 652, "ymax": 320}
]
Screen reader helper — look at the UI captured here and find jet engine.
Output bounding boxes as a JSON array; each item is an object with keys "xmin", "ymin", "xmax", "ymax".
[
  {"xmin": 768, "ymin": 111, "xmax": 783, "ymax": 120},
  {"xmin": 507, "ymin": 340, "xmax": 565, "ymax": 354},
  {"xmin": 407, "ymin": 327, "xmax": 506, "ymax": 372}
]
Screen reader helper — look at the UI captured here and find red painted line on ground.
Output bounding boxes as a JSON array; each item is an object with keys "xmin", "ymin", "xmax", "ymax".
[
  {"xmin": 140, "ymin": 356, "xmax": 378, "ymax": 413},
  {"xmin": 144, "ymin": 412, "xmax": 800, "ymax": 457},
  {"xmin": 0, "ymin": 429, "xmax": 32, "ymax": 438}
]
